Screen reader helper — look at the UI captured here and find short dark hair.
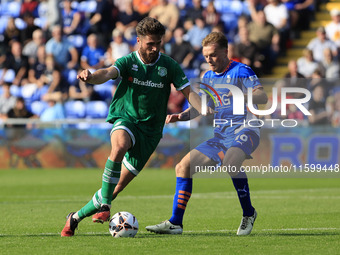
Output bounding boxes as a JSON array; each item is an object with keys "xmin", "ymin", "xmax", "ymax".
[
  {"xmin": 202, "ymin": 32, "xmax": 229, "ymax": 50},
  {"xmin": 136, "ymin": 17, "xmax": 166, "ymax": 37}
]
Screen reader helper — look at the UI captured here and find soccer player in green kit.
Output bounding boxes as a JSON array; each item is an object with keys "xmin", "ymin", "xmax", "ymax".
[{"xmin": 61, "ymin": 17, "xmax": 211, "ymax": 236}]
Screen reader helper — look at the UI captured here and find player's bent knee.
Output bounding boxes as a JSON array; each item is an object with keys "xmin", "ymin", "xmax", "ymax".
[{"xmin": 175, "ymin": 161, "xmax": 190, "ymax": 178}]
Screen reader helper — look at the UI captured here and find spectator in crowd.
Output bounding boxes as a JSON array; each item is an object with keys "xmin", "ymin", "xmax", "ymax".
[
  {"xmin": 0, "ymin": 83, "xmax": 17, "ymax": 119},
  {"xmin": 297, "ymin": 48, "xmax": 320, "ymax": 78},
  {"xmin": 87, "ymin": 0, "xmax": 115, "ymax": 45},
  {"xmin": 115, "ymin": 0, "xmax": 141, "ymax": 42},
  {"xmin": 20, "ymin": 12, "xmax": 40, "ymax": 45},
  {"xmin": 185, "ymin": 0, "xmax": 204, "ymax": 22},
  {"xmin": 330, "ymin": 89, "xmax": 340, "ymax": 126},
  {"xmin": 284, "ymin": 60, "xmax": 307, "ymax": 96},
  {"xmin": 308, "ymin": 69, "xmax": 333, "ymax": 97},
  {"xmin": 185, "ymin": 16, "xmax": 210, "ymax": 54},
  {"xmin": 3, "ymin": 17, "xmax": 21, "ymax": 46},
  {"xmin": 308, "ymin": 85, "xmax": 330, "ymax": 125},
  {"xmin": 307, "ymin": 26, "xmax": 338, "ymax": 63},
  {"xmin": 26, "ymin": 45, "xmax": 49, "ymax": 102},
  {"xmin": 170, "ymin": 27, "xmax": 195, "ymax": 69},
  {"xmin": 45, "ymin": 25, "xmax": 78, "ymax": 70},
  {"xmin": 234, "ymin": 27, "xmax": 264, "ymax": 75},
  {"xmin": 247, "ymin": 10, "xmax": 280, "ymax": 73},
  {"xmin": 5, "ymin": 97, "xmax": 37, "ymax": 129},
  {"xmin": 20, "ymin": 0, "xmax": 38, "ymax": 18},
  {"xmin": 105, "ymin": 29, "xmax": 131, "ymax": 66},
  {"xmin": 40, "ymin": 55, "xmax": 68, "ymax": 102},
  {"xmin": 233, "ymin": 15, "xmax": 249, "ymax": 43},
  {"xmin": 202, "ymin": 1, "xmax": 221, "ymax": 28},
  {"xmin": 69, "ymin": 78, "xmax": 101, "ymax": 102},
  {"xmin": 23, "ymin": 29, "xmax": 45, "ymax": 65},
  {"xmin": 287, "ymin": 103, "xmax": 305, "ymax": 122},
  {"xmin": 61, "ymin": 0, "xmax": 82, "ymax": 36},
  {"xmin": 36, "ymin": 0, "xmax": 62, "ymax": 39},
  {"xmin": 149, "ymin": 0, "xmax": 180, "ymax": 42},
  {"xmin": 321, "ymin": 47, "xmax": 340, "ymax": 83},
  {"xmin": 0, "ymin": 41, "xmax": 29, "ymax": 86},
  {"xmin": 264, "ymin": 79, "xmax": 286, "ymax": 119},
  {"xmin": 282, "ymin": 0, "xmax": 314, "ymax": 37},
  {"xmin": 263, "ymin": 0, "xmax": 289, "ymax": 51},
  {"xmin": 133, "ymin": 0, "xmax": 158, "ymax": 17},
  {"xmin": 80, "ymin": 34, "xmax": 105, "ymax": 71},
  {"xmin": 40, "ymin": 98, "xmax": 66, "ymax": 122},
  {"xmin": 28, "ymin": 45, "xmax": 47, "ymax": 87},
  {"xmin": 0, "ymin": 42, "xmax": 7, "ymax": 69},
  {"xmin": 325, "ymin": 9, "xmax": 340, "ymax": 47}
]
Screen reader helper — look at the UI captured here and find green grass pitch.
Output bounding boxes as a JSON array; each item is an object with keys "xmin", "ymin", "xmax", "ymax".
[{"xmin": 0, "ymin": 169, "xmax": 339, "ymax": 255}]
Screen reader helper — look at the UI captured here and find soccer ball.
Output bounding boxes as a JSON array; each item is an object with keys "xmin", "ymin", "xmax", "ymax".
[{"xmin": 109, "ymin": 211, "xmax": 139, "ymax": 238}]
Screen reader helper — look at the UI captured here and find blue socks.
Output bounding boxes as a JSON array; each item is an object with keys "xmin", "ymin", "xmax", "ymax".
[
  {"xmin": 169, "ymin": 177, "xmax": 192, "ymax": 226},
  {"xmin": 231, "ymin": 171, "xmax": 254, "ymax": 216}
]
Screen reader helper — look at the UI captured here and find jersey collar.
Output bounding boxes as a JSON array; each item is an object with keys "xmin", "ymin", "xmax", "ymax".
[
  {"xmin": 215, "ymin": 60, "xmax": 233, "ymax": 75},
  {"xmin": 135, "ymin": 51, "xmax": 161, "ymax": 66}
]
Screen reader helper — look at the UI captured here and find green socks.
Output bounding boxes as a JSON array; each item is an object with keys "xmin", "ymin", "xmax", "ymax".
[{"xmin": 76, "ymin": 159, "xmax": 121, "ymax": 220}]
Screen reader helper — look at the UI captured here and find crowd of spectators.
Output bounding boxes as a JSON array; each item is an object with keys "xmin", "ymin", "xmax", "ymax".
[{"xmin": 0, "ymin": 0, "xmax": 338, "ymax": 127}]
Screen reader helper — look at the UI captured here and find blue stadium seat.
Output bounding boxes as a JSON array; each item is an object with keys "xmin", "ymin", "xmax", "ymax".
[
  {"xmin": 3, "ymin": 69, "xmax": 15, "ymax": 83},
  {"xmin": 0, "ymin": 1, "xmax": 21, "ymax": 18},
  {"xmin": 0, "ymin": 16, "xmax": 9, "ymax": 34},
  {"xmin": 63, "ymin": 69, "xmax": 78, "ymax": 85},
  {"xmin": 9, "ymin": 85, "xmax": 22, "ymax": 97},
  {"xmin": 64, "ymin": 100, "xmax": 86, "ymax": 118},
  {"xmin": 85, "ymin": 101, "xmax": 108, "ymax": 118},
  {"xmin": 30, "ymin": 101, "xmax": 48, "ymax": 116},
  {"xmin": 67, "ymin": 34, "xmax": 86, "ymax": 50},
  {"xmin": 93, "ymin": 82, "xmax": 114, "ymax": 103},
  {"xmin": 77, "ymin": 1, "xmax": 97, "ymax": 13},
  {"xmin": 14, "ymin": 18, "xmax": 27, "ymax": 30},
  {"xmin": 184, "ymin": 68, "xmax": 200, "ymax": 80}
]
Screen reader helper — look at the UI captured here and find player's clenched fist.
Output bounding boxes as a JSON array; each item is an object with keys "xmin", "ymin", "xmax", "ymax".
[{"xmin": 77, "ymin": 69, "xmax": 92, "ymax": 82}]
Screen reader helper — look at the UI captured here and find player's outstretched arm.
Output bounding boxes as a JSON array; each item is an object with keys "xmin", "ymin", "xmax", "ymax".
[
  {"xmin": 165, "ymin": 106, "xmax": 199, "ymax": 124},
  {"xmin": 180, "ymin": 86, "xmax": 215, "ymax": 116},
  {"xmin": 77, "ymin": 66, "xmax": 118, "ymax": 85},
  {"xmin": 250, "ymin": 87, "xmax": 268, "ymax": 105}
]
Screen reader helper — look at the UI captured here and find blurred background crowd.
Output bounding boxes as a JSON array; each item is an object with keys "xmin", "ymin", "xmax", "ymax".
[{"xmin": 0, "ymin": 0, "xmax": 339, "ymax": 128}]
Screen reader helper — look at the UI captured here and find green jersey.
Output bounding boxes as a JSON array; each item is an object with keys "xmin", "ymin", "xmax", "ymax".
[{"xmin": 106, "ymin": 51, "xmax": 190, "ymax": 136}]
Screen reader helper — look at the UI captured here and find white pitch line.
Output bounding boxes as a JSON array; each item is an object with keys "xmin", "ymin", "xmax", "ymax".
[{"xmin": 0, "ymin": 228, "xmax": 339, "ymax": 237}]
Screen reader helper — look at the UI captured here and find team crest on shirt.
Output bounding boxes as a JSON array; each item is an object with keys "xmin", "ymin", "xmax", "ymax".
[{"xmin": 158, "ymin": 67, "xmax": 167, "ymax": 77}]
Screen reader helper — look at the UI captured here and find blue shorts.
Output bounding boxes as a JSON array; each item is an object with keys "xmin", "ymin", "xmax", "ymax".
[{"xmin": 195, "ymin": 128, "xmax": 259, "ymax": 165}]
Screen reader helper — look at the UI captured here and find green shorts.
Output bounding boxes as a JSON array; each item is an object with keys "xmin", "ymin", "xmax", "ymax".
[{"xmin": 110, "ymin": 118, "xmax": 162, "ymax": 176}]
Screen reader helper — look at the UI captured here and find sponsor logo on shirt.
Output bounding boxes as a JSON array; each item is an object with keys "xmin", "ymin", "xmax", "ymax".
[
  {"xmin": 249, "ymin": 75, "xmax": 258, "ymax": 81},
  {"xmin": 132, "ymin": 64, "xmax": 138, "ymax": 71},
  {"xmin": 132, "ymin": 77, "xmax": 164, "ymax": 88}
]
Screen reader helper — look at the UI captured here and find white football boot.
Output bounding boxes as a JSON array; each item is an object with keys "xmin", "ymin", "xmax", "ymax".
[
  {"xmin": 145, "ymin": 220, "xmax": 183, "ymax": 234},
  {"xmin": 237, "ymin": 209, "xmax": 257, "ymax": 236}
]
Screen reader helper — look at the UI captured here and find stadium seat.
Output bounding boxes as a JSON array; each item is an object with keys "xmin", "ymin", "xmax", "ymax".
[
  {"xmin": 85, "ymin": 101, "xmax": 108, "ymax": 118},
  {"xmin": 0, "ymin": 16, "xmax": 9, "ymax": 34},
  {"xmin": 184, "ymin": 68, "xmax": 200, "ymax": 80},
  {"xmin": 9, "ymin": 85, "xmax": 22, "ymax": 97},
  {"xmin": 64, "ymin": 100, "xmax": 86, "ymax": 119},
  {"xmin": 63, "ymin": 69, "xmax": 78, "ymax": 85},
  {"xmin": 14, "ymin": 18, "xmax": 27, "ymax": 30},
  {"xmin": 77, "ymin": 1, "xmax": 97, "ymax": 13},
  {"xmin": 67, "ymin": 34, "xmax": 86, "ymax": 52},
  {"xmin": 0, "ymin": 1, "xmax": 21, "ymax": 18},
  {"xmin": 3, "ymin": 69, "xmax": 15, "ymax": 83},
  {"xmin": 93, "ymin": 81, "xmax": 114, "ymax": 103},
  {"xmin": 30, "ymin": 101, "xmax": 48, "ymax": 116}
]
